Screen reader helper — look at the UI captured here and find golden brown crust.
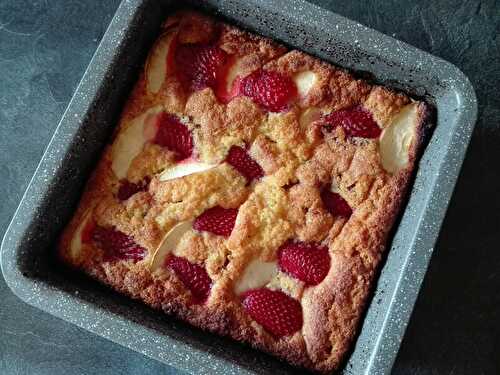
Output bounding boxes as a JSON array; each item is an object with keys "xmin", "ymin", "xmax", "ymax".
[{"xmin": 58, "ymin": 10, "xmax": 432, "ymax": 374}]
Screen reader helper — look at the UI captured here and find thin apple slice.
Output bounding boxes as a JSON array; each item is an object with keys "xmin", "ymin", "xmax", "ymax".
[
  {"xmin": 159, "ymin": 158, "xmax": 217, "ymax": 181},
  {"xmin": 145, "ymin": 29, "xmax": 177, "ymax": 94},
  {"xmin": 111, "ymin": 107, "xmax": 162, "ymax": 180},
  {"xmin": 70, "ymin": 210, "xmax": 93, "ymax": 259},
  {"xmin": 379, "ymin": 102, "xmax": 418, "ymax": 173},
  {"xmin": 293, "ymin": 71, "xmax": 317, "ymax": 98},
  {"xmin": 150, "ymin": 220, "xmax": 193, "ymax": 271},
  {"xmin": 234, "ymin": 259, "xmax": 278, "ymax": 295}
]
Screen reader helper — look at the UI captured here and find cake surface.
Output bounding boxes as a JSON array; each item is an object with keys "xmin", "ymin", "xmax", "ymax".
[{"xmin": 59, "ymin": 10, "xmax": 430, "ymax": 373}]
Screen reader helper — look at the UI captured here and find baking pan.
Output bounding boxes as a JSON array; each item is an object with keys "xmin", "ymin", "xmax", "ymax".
[{"xmin": 1, "ymin": 0, "xmax": 477, "ymax": 374}]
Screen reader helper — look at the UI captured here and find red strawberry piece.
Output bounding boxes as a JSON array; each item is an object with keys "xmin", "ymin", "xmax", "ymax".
[
  {"xmin": 242, "ymin": 288, "xmax": 303, "ymax": 337},
  {"xmin": 166, "ymin": 255, "xmax": 212, "ymax": 303},
  {"xmin": 193, "ymin": 206, "xmax": 238, "ymax": 237},
  {"xmin": 322, "ymin": 106, "xmax": 381, "ymax": 138},
  {"xmin": 117, "ymin": 177, "xmax": 150, "ymax": 201},
  {"xmin": 153, "ymin": 112, "xmax": 193, "ymax": 160},
  {"xmin": 225, "ymin": 145, "xmax": 264, "ymax": 182},
  {"xmin": 278, "ymin": 240, "xmax": 330, "ymax": 285},
  {"xmin": 239, "ymin": 69, "xmax": 297, "ymax": 112},
  {"xmin": 91, "ymin": 226, "xmax": 146, "ymax": 262},
  {"xmin": 320, "ymin": 189, "xmax": 353, "ymax": 218},
  {"xmin": 175, "ymin": 43, "xmax": 228, "ymax": 91}
]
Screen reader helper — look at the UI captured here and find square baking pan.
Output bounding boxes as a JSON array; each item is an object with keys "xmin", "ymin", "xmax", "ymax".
[{"xmin": 1, "ymin": 0, "xmax": 477, "ymax": 374}]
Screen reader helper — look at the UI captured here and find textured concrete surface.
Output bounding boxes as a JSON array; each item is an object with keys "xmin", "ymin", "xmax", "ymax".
[{"xmin": 0, "ymin": 0, "xmax": 499, "ymax": 374}]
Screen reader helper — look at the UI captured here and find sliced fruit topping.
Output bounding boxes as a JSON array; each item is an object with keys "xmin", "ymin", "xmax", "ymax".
[
  {"xmin": 145, "ymin": 29, "xmax": 177, "ymax": 94},
  {"xmin": 150, "ymin": 221, "xmax": 193, "ymax": 271},
  {"xmin": 70, "ymin": 210, "xmax": 94, "ymax": 258},
  {"xmin": 323, "ymin": 106, "xmax": 381, "ymax": 138},
  {"xmin": 167, "ymin": 255, "xmax": 212, "ymax": 303},
  {"xmin": 91, "ymin": 226, "xmax": 146, "ymax": 262},
  {"xmin": 159, "ymin": 158, "xmax": 217, "ymax": 181},
  {"xmin": 153, "ymin": 112, "xmax": 193, "ymax": 160},
  {"xmin": 117, "ymin": 177, "xmax": 150, "ymax": 201},
  {"xmin": 225, "ymin": 145, "xmax": 264, "ymax": 182},
  {"xmin": 215, "ymin": 56, "xmax": 246, "ymax": 103},
  {"xmin": 242, "ymin": 288, "xmax": 303, "ymax": 337},
  {"xmin": 111, "ymin": 107, "xmax": 162, "ymax": 180},
  {"xmin": 379, "ymin": 102, "xmax": 418, "ymax": 173},
  {"xmin": 239, "ymin": 69, "xmax": 297, "ymax": 112},
  {"xmin": 293, "ymin": 71, "xmax": 317, "ymax": 97},
  {"xmin": 193, "ymin": 206, "xmax": 238, "ymax": 237},
  {"xmin": 320, "ymin": 189, "xmax": 353, "ymax": 218},
  {"xmin": 175, "ymin": 43, "xmax": 228, "ymax": 91},
  {"xmin": 278, "ymin": 240, "xmax": 330, "ymax": 285},
  {"xmin": 234, "ymin": 259, "xmax": 278, "ymax": 295}
]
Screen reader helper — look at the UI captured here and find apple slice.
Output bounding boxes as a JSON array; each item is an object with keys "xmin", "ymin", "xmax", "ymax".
[
  {"xmin": 379, "ymin": 102, "xmax": 418, "ymax": 173},
  {"xmin": 216, "ymin": 57, "xmax": 254, "ymax": 103},
  {"xmin": 293, "ymin": 71, "xmax": 317, "ymax": 98},
  {"xmin": 159, "ymin": 158, "xmax": 217, "ymax": 181},
  {"xmin": 111, "ymin": 107, "xmax": 162, "ymax": 180},
  {"xmin": 145, "ymin": 29, "xmax": 177, "ymax": 94},
  {"xmin": 70, "ymin": 210, "xmax": 93, "ymax": 259},
  {"xmin": 150, "ymin": 220, "xmax": 193, "ymax": 271},
  {"xmin": 234, "ymin": 259, "xmax": 278, "ymax": 295}
]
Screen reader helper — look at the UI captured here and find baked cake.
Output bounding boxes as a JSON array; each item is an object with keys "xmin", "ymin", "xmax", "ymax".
[{"xmin": 59, "ymin": 10, "xmax": 430, "ymax": 373}]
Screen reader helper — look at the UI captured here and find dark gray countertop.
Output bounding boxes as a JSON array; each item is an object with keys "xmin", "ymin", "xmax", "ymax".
[{"xmin": 1, "ymin": 0, "xmax": 498, "ymax": 374}]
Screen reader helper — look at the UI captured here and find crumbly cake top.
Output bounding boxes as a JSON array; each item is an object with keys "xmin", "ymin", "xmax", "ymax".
[{"xmin": 60, "ymin": 10, "xmax": 429, "ymax": 373}]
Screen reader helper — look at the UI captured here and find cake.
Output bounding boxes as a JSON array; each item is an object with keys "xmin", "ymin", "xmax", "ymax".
[{"xmin": 59, "ymin": 10, "xmax": 431, "ymax": 373}]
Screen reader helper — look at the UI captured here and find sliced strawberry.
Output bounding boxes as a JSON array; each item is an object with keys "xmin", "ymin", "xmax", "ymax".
[
  {"xmin": 153, "ymin": 112, "xmax": 193, "ymax": 160},
  {"xmin": 242, "ymin": 288, "xmax": 303, "ymax": 337},
  {"xmin": 117, "ymin": 177, "xmax": 150, "ymax": 201},
  {"xmin": 166, "ymin": 255, "xmax": 212, "ymax": 303},
  {"xmin": 322, "ymin": 106, "xmax": 381, "ymax": 138},
  {"xmin": 91, "ymin": 226, "xmax": 146, "ymax": 262},
  {"xmin": 239, "ymin": 69, "xmax": 297, "ymax": 112},
  {"xmin": 193, "ymin": 206, "xmax": 238, "ymax": 237},
  {"xmin": 320, "ymin": 189, "xmax": 353, "ymax": 218},
  {"xmin": 278, "ymin": 240, "xmax": 330, "ymax": 285},
  {"xmin": 225, "ymin": 145, "xmax": 264, "ymax": 182},
  {"xmin": 175, "ymin": 43, "xmax": 228, "ymax": 91}
]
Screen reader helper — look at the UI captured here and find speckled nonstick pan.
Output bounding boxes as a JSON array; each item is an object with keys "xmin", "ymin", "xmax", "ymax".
[{"xmin": 1, "ymin": 0, "xmax": 477, "ymax": 374}]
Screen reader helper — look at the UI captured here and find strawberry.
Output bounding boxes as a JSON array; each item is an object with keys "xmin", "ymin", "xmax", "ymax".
[
  {"xmin": 153, "ymin": 112, "xmax": 193, "ymax": 160},
  {"xmin": 175, "ymin": 43, "xmax": 228, "ymax": 91},
  {"xmin": 91, "ymin": 226, "xmax": 146, "ymax": 262},
  {"xmin": 242, "ymin": 288, "xmax": 303, "ymax": 337},
  {"xmin": 225, "ymin": 145, "xmax": 264, "ymax": 182},
  {"xmin": 320, "ymin": 189, "xmax": 353, "ymax": 218},
  {"xmin": 278, "ymin": 240, "xmax": 330, "ymax": 285},
  {"xmin": 193, "ymin": 206, "xmax": 238, "ymax": 237},
  {"xmin": 239, "ymin": 69, "xmax": 297, "ymax": 112},
  {"xmin": 117, "ymin": 177, "xmax": 150, "ymax": 201},
  {"xmin": 322, "ymin": 106, "xmax": 381, "ymax": 138},
  {"xmin": 166, "ymin": 255, "xmax": 212, "ymax": 303}
]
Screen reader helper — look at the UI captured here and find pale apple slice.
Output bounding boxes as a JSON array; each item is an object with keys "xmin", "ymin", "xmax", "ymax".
[
  {"xmin": 70, "ymin": 210, "xmax": 93, "ymax": 259},
  {"xmin": 379, "ymin": 102, "xmax": 419, "ymax": 173},
  {"xmin": 111, "ymin": 107, "xmax": 162, "ymax": 180},
  {"xmin": 145, "ymin": 29, "xmax": 177, "ymax": 94},
  {"xmin": 234, "ymin": 259, "xmax": 278, "ymax": 295},
  {"xmin": 294, "ymin": 70, "xmax": 317, "ymax": 97},
  {"xmin": 150, "ymin": 220, "xmax": 193, "ymax": 271},
  {"xmin": 159, "ymin": 158, "xmax": 217, "ymax": 182}
]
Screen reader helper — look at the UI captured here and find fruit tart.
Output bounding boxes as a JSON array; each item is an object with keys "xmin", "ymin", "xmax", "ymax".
[{"xmin": 59, "ymin": 10, "xmax": 431, "ymax": 373}]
